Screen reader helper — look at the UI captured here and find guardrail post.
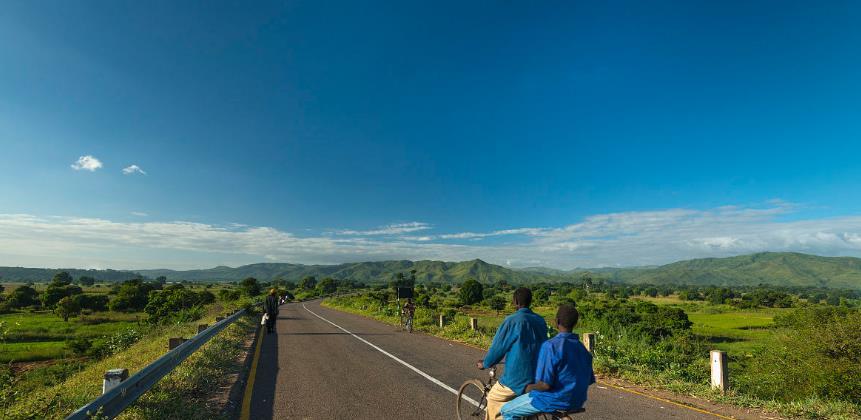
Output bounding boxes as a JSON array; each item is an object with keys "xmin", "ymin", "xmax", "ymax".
[
  {"xmin": 582, "ymin": 333, "xmax": 596, "ymax": 353},
  {"xmin": 469, "ymin": 317, "xmax": 478, "ymax": 331},
  {"xmin": 438, "ymin": 314, "xmax": 445, "ymax": 328},
  {"xmin": 103, "ymin": 369, "xmax": 128, "ymax": 394},
  {"xmin": 710, "ymin": 350, "xmax": 728, "ymax": 393},
  {"xmin": 197, "ymin": 324, "xmax": 208, "ymax": 334},
  {"xmin": 168, "ymin": 337, "xmax": 187, "ymax": 350}
]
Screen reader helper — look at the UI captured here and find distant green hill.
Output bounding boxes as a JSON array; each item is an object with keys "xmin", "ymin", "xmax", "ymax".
[
  {"xmin": 2, "ymin": 252, "xmax": 861, "ymax": 289},
  {"xmin": 135, "ymin": 259, "xmax": 557, "ymax": 284},
  {"xmin": 0, "ymin": 267, "xmax": 142, "ymax": 283},
  {"xmin": 601, "ymin": 252, "xmax": 861, "ymax": 289}
]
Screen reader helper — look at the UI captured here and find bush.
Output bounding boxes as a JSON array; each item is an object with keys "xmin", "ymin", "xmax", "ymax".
[
  {"xmin": 218, "ymin": 289, "xmax": 241, "ymax": 302},
  {"xmin": 65, "ymin": 337, "xmax": 93, "ymax": 356},
  {"xmin": 145, "ymin": 285, "xmax": 211, "ymax": 324},
  {"xmin": 72, "ymin": 294, "xmax": 109, "ymax": 312},
  {"xmin": 108, "ymin": 279, "xmax": 155, "ymax": 312},
  {"xmin": 97, "ymin": 326, "xmax": 147, "ymax": 357},
  {"xmin": 738, "ymin": 307, "xmax": 861, "ymax": 403}
]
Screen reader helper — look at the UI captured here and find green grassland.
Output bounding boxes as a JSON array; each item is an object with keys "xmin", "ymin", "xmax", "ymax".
[
  {"xmin": 0, "ymin": 311, "xmax": 141, "ymax": 362},
  {"xmin": 1, "ymin": 301, "xmax": 251, "ymax": 419},
  {"xmin": 626, "ymin": 295, "xmax": 791, "ymax": 355}
]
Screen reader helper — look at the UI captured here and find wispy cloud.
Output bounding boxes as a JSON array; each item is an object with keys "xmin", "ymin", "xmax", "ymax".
[
  {"xmin": 2, "ymin": 203, "xmax": 861, "ymax": 269},
  {"xmin": 130, "ymin": 212, "xmax": 148, "ymax": 217},
  {"xmin": 335, "ymin": 222, "xmax": 432, "ymax": 236},
  {"xmin": 122, "ymin": 164, "xmax": 147, "ymax": 175},
  {"xmin": 70, "ymin": 155, "xmax": 103, "ymax": 172}
]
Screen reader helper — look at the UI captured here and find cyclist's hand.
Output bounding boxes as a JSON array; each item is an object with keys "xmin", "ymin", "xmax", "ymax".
[{"xmin": 475, "ymin": 360, "xmax": 485, "ymax": 370}]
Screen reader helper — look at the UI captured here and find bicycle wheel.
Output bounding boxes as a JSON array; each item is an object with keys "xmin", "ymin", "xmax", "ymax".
[{"xmin": 456, "ymin": 380, "xmax": 487, "ymax": 420}]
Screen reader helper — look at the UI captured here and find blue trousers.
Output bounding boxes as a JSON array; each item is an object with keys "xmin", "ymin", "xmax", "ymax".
[{"xmin": 499, "ymin": 393, "xmax": 541, "ymax": 420}]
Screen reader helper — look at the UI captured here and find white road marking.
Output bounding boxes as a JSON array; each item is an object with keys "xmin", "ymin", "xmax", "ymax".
[{"xmin": 302, "ymin": 303, "xmax": 482, "ymax": 408}]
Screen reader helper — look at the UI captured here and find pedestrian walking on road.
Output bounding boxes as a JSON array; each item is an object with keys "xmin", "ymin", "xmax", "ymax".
[
  {"xmin": 264, "ymin": 288, "xmax": 280, "ymax": 334},
  {"xmin": 476, "ymin": 287, "xmax": 548, "ymax": 420}
]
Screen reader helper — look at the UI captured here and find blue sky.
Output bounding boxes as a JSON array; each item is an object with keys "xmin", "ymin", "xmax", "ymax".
[{"xmin": 2, "ymin": 1, "xmax": 861, "ymax": 269}]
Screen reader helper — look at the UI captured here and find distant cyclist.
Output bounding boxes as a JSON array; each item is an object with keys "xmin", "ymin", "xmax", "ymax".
[{"xmin": 402, "ymin": 298, "xmax": 416, "ymax": 333}]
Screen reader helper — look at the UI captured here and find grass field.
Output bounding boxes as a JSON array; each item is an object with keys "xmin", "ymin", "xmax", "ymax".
[
  {"xmin": 1, "ymin": 301, "xmax": 249, "ymax": 419},
  {"xmin": 626, "ymin": 295, "xmax": 790, "ymax": 355},
  {"xmin": 0, "ymin": 311, "xmax": 141, "ymax": 362}
]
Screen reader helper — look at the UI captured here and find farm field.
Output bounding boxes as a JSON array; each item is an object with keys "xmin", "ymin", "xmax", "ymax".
[
  {"xmin": 0, "ymin": 311, "xmax": 142, "ymax": 362},
  {"xmin": 626, "ymin": 295, "xmax": 790, "ymax": 355}
]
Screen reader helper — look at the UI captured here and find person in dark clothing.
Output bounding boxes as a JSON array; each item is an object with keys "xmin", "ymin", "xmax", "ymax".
[{"xmin": 264, "ymin": 288, "xmax": 280, "ymax": 333}]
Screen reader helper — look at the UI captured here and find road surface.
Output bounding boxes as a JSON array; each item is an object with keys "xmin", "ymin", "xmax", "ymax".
[{"xmin": 249, "ymin": 300, "xmax": 725, "ymax": 419}]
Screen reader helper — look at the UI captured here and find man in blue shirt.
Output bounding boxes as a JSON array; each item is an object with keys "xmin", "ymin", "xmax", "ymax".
[
  {"xmin": 477, "ymin": 288, "xmax": 548, "ymax": 420},
  {"xmin": 499, "ymin": 304, "xmax": 595, "ymax": 420}
]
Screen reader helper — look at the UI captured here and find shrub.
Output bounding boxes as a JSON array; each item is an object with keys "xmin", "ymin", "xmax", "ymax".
[{"xmin": 738, "ymin": 307, "xmax": 861, "ymax": 403}]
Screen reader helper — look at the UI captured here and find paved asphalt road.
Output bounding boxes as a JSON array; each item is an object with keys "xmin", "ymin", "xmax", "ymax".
[{"xmin": 249, "ymin": 300, "xmax": 723, "ymax": 420}]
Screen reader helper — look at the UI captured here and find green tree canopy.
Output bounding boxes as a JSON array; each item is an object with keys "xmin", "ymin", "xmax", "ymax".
[
  {"xmin": 459, "ymin": 279, "xmax": 484, "ymax": 306},
  {"xmin": 299, "ymin": 276, "xmax": 317, "ymax": 291},
  {"xmin": 240, "ymin": 277, "xmax": 261, "ymax": 296},
  {"xmin": 8, "ymin": 285, "xmax": 38, "ymax": 308},
  {"xmin": 51, "ymin": 271, "xmax": 73, "ymax": 286},
  {"xmin": 56, "ymin": 296, "xmax": 81, "ymax": 321},
  {"xmin": 317, "ymin": 278, "xmax": 337, "ymax": 295}
]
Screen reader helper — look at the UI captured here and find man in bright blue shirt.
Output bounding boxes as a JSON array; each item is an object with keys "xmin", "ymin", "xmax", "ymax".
[
  {"xmin": 477, "ymin": 288, "xmax": 548, "ymax": 420},
  {"xmin": 500, "ymin": 304, "xmax": 595, "ymax": 420}
]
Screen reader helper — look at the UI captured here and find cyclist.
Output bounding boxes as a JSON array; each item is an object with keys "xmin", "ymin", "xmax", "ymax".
[
  {"xmin": 476, "ymin": 288, "xmax": 547, "ymax": 420},
  {"xmin": 402, "ymin": 298, "xmax": 416, "ymax": 332},
  {"xmin": 499, "ymin": 304, "xmax": 594, "ymax": 420}
]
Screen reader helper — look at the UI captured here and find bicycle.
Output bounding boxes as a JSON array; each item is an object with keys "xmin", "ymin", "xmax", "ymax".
[
  {"xmin": 456, "ymin": 365, "xmax": 584, "ymax": 420},
  {"xmin": 404, "ymin": 313, "xmax": 413, "ymax": 333}
]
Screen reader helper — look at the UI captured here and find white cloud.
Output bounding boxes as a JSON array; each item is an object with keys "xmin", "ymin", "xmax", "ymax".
[
  {"xmin": 335, "ymin": 222, "xmax": 432, "ymax": 236},
  {"xmin": 2, "ymin": 203, "xmax": 861, "ymax": 269},
  {"xmin": 122, "ymin": 165, "xmax": 146, "ymax": 175},
  {"xmin": 130, "ymin": 212, "xmax": 148, "ymax": 217},
  {"xmin": 70, "ymin": 155, "xmax": 103, "ymax": 171}
]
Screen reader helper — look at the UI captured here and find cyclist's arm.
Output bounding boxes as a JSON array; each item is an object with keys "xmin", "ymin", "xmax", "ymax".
[{"xmin": 482, "ymin": 319, "xmax": 513, "ymax": 368}]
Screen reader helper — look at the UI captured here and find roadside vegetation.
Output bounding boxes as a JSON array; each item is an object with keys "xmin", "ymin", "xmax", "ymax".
[
  {"xmin": 0, "ymin": 272, "xmax": 267, "ymax": 419},
  {"xmin": 323, "ymin": 273, "xmax": 861, "ymax": 419}
]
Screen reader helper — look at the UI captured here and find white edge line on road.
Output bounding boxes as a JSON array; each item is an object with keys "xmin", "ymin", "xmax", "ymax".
[{"xmin": 303, "ymin": 303, "xmax": 481, "ymax": 408}]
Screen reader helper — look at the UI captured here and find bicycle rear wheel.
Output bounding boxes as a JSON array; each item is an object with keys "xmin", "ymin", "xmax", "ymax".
[{"xmin": 457, "ymin": 380, "xmax": 487, "ymax": 420}]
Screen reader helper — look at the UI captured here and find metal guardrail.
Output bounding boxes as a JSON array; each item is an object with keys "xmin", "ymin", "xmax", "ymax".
[{"xmin": 66, "ymin": 308, "xmax": 249, "ymax": 420}]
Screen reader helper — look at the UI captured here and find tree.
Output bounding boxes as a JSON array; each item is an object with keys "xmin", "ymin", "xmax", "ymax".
[
  {"xmin": 317, "ymin": 278, "xmax": 337, "ymax": 295},
  {"xmin": 77, "ymin": 276, "xmax": 96, "ymax": 286},
  {"xmin": 0, "ymin": 283, "xmax": 5, "ymax": 294},
  {"xmin": 240, "ymin": 277, "xmax": 261, "ymax": 297},
  {"xmin": 51, "ymin": 271, "xmax": 73, "ymax": 286},
  {"xmin": 41, "ymin": 284, "xmax": 83, "ymax": 309},
  {"xmin": 156, "ymin": 276, "xmax": 168, "ymax": 285},
  {"xmin": 108, "ymin": 279, "xmax": 155, "ymax": 312},
  {"xmin": 8, "ymin": 285, "xmax": 38, "ymax": 308},
  {"xmin": 459, "ymin": 279, "xmax": 484, "ymax": 306},
  {"xmin": 73, "ymin": 294, "xmax": 109, "ymax": 312},
  {"xmin": 488, "ymin": 294, "xmax": 507, "ymax": 315},
  {"xmin": 299, "ymin": 276, "xmax": 317, "ymax": 291},
  {"xmin": 56, "ymin": 296, "xmax": 81, "ymax": 321}
]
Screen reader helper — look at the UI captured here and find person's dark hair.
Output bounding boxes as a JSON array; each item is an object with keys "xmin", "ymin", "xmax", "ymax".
[
  {"xmin": 556, "ymin": 304, "xmax": 579, "ymax": 330},
  {"xmin": 269, "ymin": 288, "xmax": 277, "ymax": 296},
  {"xmin": 513, "ymin": 287, "xmax": 532, "ymax": 308}
]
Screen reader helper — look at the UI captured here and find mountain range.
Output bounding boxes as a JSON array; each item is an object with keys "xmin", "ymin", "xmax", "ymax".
[{"xmin": 1, "ymin": 252, "xmax": 861, "ymax": 289}]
